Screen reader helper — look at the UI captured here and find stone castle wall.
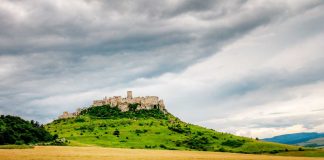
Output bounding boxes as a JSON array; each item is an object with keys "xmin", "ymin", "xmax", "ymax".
[
  {"xmin": 92, "ymin": 91, "xmax": 166, "ymax": 112},
  {"xmin": 58, "ymin": 91, "xmax": 167, "ymax": 119},
  {"xmin": 58, "ymin": 108, "xmax": 81, "ymax": 119}
]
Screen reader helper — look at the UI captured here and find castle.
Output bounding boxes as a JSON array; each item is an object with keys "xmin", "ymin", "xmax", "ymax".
[{"xmin": 58, "ymin": 91, "xmax": 167, "ymax": 119}]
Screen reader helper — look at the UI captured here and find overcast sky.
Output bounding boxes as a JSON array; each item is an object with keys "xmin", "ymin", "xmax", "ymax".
[{"xmin": 1, "ymin": 0, "xmax": 324, "ymax": 138}]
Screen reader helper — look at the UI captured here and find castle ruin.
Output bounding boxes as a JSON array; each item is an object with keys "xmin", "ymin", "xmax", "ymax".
[
  {"xmin": 58, "ymin": 91, "xmax": 167, "ymax": 119},
  {"xmin": 58, "ymin": 108, "xmax": 81, "ymax": 119},
  {"xmin": 92, "ymin": 91, "xmax": 166, "ymax": 112}
]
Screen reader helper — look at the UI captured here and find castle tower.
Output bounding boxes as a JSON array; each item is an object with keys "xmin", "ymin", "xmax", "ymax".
[{"xmin": 127, "ymin": 91, "xmax": 133, "ymax": 99}]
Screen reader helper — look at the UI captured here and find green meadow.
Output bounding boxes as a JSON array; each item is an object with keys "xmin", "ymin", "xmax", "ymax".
[{"xmin": 45, "ymin": 105, "xmax": 301, "ymax": 154}]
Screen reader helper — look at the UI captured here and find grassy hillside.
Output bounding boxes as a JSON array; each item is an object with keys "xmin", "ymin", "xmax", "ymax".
[
  {"xmin": 0, "ymin": 115, "xmax": 55, "ymax": 145},
  {"xmin": 46, "ymin": 105, "xmax": 301, "ymax": 154}
]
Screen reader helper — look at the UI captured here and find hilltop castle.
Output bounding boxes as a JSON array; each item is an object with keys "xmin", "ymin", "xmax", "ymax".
[{"xmin": 58, "ymin": 91, "xmax": 167, "ymax": 119}]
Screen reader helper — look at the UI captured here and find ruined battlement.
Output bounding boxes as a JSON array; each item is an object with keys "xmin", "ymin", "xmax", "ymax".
[
  {"xmin": 58, "ymin": 91, "xmax": 167, "ymax": 119},
  {"xmin": 92, "ymin": 91, "xmax": 166, "ymax": 112},
  {"xmin": 58, "ymin": 108, "xmax": 81, "ymax": 119}
]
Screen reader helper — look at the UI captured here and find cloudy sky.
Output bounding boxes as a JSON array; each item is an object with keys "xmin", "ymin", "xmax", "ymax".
[{"xmin": 1, "ymin": 0, "xmax": 324, "ymax": 138}]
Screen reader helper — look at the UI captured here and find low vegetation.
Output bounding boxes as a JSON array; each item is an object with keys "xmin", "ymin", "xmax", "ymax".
[
  {"xmin": 0, "ymin": 115, "xmax": 56, "ymax": 145},
  {"xmin": 276, "ymin": 149, "xmax": 324, "ymax": 157},
  {"xmin": 0, "ymin": 145, "xmax": 33, "ymax": 149},
  {"xmin": 80, "ymin": 104, "xmax": 167, "ymax": 119},
  {"xmin": 45, "ymin": 104, "xmax": 303, "ymax": 154}
]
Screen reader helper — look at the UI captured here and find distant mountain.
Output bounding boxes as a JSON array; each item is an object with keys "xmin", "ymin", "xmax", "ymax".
[{"xmin": 263, "ymin": 132, "xmax": 324, "ymax": 146}]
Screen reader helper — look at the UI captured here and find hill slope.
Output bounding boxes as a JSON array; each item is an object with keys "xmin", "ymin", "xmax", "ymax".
[
  {"xmin": 0, "ymin": 115, "xmax": 54, "ymax": 145},
  {"xmin": 46, "ymin": 105, "xmax": 300, "ymax": 153},
  {"xmin": 263, "ymin": 132, "xmax": 324, "ymax": 147}
]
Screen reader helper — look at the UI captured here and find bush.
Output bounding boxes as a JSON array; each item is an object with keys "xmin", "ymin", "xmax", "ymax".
[
  {"xmin": 75, "ymin": 117, "xmax": 86, "ymax": 122},
  {"xmin": 182, "ymin": 135, "xmax": 212, "ymax": 151},
  {"xmin": 221, "ymin": 140, "xmax": 245, "ymax": 148},
  {"xmin": 270, "ymin": 150, "xmax": 279, "ymax": 154},
  {"xmin": 168, "ymin": 124, "xmax": 190, "ymax": 134},
  {"xmin": 159, "ymin": 144, "xmax": 167, "ymax": 149},
  {"xmin": 135, "ymin": 129, "xmax": 148, "ymax": 134},
  {"xmin": 50, "ymin": 138, "xmax": 69, "ymax": 146},
  {"xmin": 218, "ymin": 147, "xmax": 226, "ymax": 152},
  {"xmin": 113, "ymin": 129, "xmax": 120, "ymax": 136}
]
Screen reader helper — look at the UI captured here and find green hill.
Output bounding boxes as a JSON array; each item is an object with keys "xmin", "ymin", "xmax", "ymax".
[
  {"xmin": 0, "ymin": 115, "xmax": 54, "ymax": 145},
  {"xmin": 45, "ymin": 104, "xmax": 301, "ymax": 154}
]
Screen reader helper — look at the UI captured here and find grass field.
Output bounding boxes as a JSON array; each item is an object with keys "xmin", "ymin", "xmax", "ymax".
[
  {"xmin": 0, "ymin": 146, "xmax": 323, "ymax": 160},
  {"xmin": 0, "ymin": 145, "xmax": 33, "ymax": 149},
  {"xmin": 276, "ymin": 149, "xmax": 324, "ymax": 157},
  {"xmin": 46, "ymin": 115, "xmax": 301, "ymax": 153}
]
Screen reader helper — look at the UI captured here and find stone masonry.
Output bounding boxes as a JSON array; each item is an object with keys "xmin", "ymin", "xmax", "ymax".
[{"xmin": 58, "ymin": 91, "xmax": 167, "ymax": 119}]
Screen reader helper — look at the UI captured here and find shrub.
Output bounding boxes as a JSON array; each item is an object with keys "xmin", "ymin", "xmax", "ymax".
[
  {"xmin": 168, "ymin": 124, "xmax": 190, "ymax": 134},
  {"xmin": 50, "ymin": 138, "xmax": 69, "ymax": 146},
  {"xmin": 75, "ymin": 117, "xmax": 85, "ymax": 122},
  {"xmin": 221, "ymin": 140, "xmax": 245, "ymax": 148},
  {"xmin": 182, "ymin": 135, "xmax": 212, "ymax": 151},
  {"xmin": 159, "ymin": 144, "xmax": 167, "ymax": 149},
  {"xmin": 113, "ymin": 129, "xmax": 120, "ymax": 136},
  {"xmin": 270, "ymin": 150, "xmax": 279, "ymax": 154},
  {"xmin": 218, "ymin": 147, "xmax": 226, "ymax": 152}
]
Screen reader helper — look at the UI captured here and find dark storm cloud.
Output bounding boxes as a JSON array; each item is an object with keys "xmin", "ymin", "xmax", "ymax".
[
  {"xmin": 0, "ymin": 0, "xmax": 323, "ymax": 128},
  {"xmin": 212, "ymin": 60, "xmax": 324, "ymax": 101}
]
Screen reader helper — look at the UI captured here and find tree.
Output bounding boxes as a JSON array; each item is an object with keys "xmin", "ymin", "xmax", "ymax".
[
  {"xmin": 0, "ymin": 115, "xmax": 54, "ymax": 144},
  {"xmin": 113, "ymin": 129, "xmax": 120, "ymax": 137}
]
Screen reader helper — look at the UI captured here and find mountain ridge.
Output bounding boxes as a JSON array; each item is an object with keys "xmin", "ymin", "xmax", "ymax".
[{"xmin": 263, "ymin": 132, "xmax": 324, "ymax": 148}]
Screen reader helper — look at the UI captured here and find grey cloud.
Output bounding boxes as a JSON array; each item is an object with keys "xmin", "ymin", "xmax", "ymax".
[
  {"xmin": 166, "ymin": 0, "xmax": 231, "ymax": 17},
  {"xmin": 0, "ymin": 0, "xmax": 323, "ymax": 128}
]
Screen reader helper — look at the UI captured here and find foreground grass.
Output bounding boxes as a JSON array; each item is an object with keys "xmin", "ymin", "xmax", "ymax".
[
  {"xmin": 0, "ymin": 146, "xmax": 323, "ymax": 160},
  {"xmin": 0, "ymin": 145, "xmax": 33, "ymax": 149},
  {"xmin": 276, "ymin": 149, "xmax": 324, "ymax": 157}
]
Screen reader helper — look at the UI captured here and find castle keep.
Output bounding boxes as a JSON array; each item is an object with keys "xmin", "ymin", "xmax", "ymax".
[{"xmin": 58, "ymin": 91, "xmax": 167, "ymax": 119}]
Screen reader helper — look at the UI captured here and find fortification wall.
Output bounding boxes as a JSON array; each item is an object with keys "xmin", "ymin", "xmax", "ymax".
[
  {"xmin": 92, "ymin": 92, "xmax": 166, "ymax": 112},
  {"xmin": 58, "ymin": 91, "xmax": 167, "ymax": 119}
]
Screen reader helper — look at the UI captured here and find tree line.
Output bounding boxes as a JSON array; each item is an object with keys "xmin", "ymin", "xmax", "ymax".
[{"xmin": 0, "ymin": 115, "xmax": 56, "ymax": 145}]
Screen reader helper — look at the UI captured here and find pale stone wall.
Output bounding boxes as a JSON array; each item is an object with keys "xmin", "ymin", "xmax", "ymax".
[
  {"xmin": 58, "ymin": 110, "xmax": 81, "ymax": 119},
  {"xmin": 127, "ymin": 91, "xmax": 132, "ymax": 99},
  {"xmin": 59, "ymin": 91, "xmax": 167, "ymax": 119},
  {"xmin": 93, "ymin": 100, "xmax": 104, "ymax": 107},
  {"xmin": 91, "ymin": 91, "xmax": 166, "ymax": 112}
]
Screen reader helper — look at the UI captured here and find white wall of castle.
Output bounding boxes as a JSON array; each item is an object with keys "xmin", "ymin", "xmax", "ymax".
[
  {"xmin": 92, "ymin": 92, "xmax": 166, "ymax": 112},
  {"xmin": 59, "ymin": 91, "xmax": 167, "ymax": 119}
]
